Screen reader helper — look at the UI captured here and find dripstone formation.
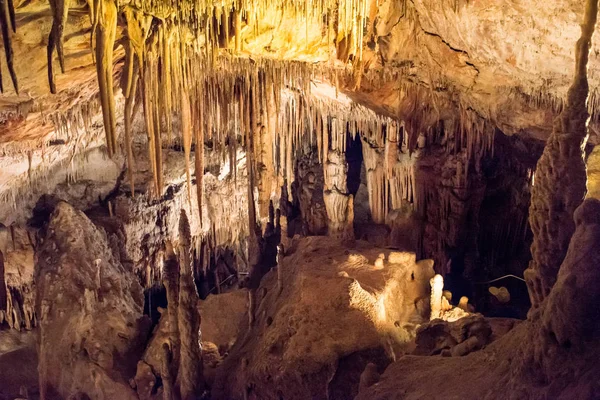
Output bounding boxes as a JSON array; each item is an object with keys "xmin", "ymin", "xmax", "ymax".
[{"xmin": 0, "ymin": 0, "xmax": 600, "ymax": 399}]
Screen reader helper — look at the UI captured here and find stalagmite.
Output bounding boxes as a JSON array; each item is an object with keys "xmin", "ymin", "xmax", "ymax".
[
  {"xmin": 525, "ymin": 0, "xmax": 596, "ymax": 309},
  {"xmin": 0, "ymin": 250, "xmax": 5, "ymax": 314},
  {"xmin": 458, "ymin": 296, "xmax": 469, "ymax": 312},
  {"xmin": 161, "ymin": 343, "xmax": 174, "ymax": 400},
  {"xmin": 163, "ymin": 242, "xmax": 180, "ymax": 369},
  {"xmin": 323, "ymin": 150, "xmax": 354, "ymax": 240},
  {"xmin": 430, "ymin": 274, "xmax": 444, "ymax": 320},
  {"xmin": 35, "ymin": 202, "xmax": 144, "ymax": 399},
  {"xmin": 248, "ymin": 289, "xmax": 255, "ymax": 325},
  {"xmin": 276, "ymin": 243, "xmax": 284, "ymax": 293},
  {"xmin": 47, "ymin": 0, "xmax": 70, "ymax": 94},
  {"xmin": 177, "ymin": 210, "xmax": 203, "ymax": 399}
]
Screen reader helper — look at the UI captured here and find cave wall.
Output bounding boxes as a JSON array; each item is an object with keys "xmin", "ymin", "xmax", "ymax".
[{"xmin": 0, "ymin": 89, "xmax": 549, "ymax": 333}]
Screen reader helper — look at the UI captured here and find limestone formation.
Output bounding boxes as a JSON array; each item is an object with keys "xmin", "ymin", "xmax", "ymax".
[
  {"xmin": 211, "ymin": 237, "xmax": 434, "ymax": 400},
  {"xmin": 294, "ymin": 155, "xmax": 328, "ymax": 236},
  {"xmin": 324, "ymin": 150, "xmax": 355, "ymax": 241},
  {"xmin": 541, "ymin": 198, "xmax": 600, "ymax": 349},
  {"xmin": 47, "ymin": 0, "xmax": 70, "ymax": 94},
  {"xmin": 0, "ymin": 0, "xmax": 600, "ymax": 400},
  {"xmin": 276, "ymin": 243, "xmax": 284, "ymax": 293},
  {"xmin": 357, "ymin": 3, "xmax": 600, "ymax": 398},
  {"xmin": 35, "ymin": 201, "xmax": 147, "ymax": 399},
  {"xmin": 92, "ymin": 0, "xmax": 118, "ymax": 158},
  {"xmin": 0, "ymin": 0, "xmax": 18, "ymax": 94},
  {"xmin": 0, "ymin": 250, "xmax": 5, "ymax": 314},
  {"xmin": 430, "ymin": 274, "xmax": 444, "ymax": 320},
  {"xmin": 525, "ymin": 0, "xmax": 596, "ymax": 309},
  {"xmin": 162, "ymin": 241, "xmax": 180, "ymax": 376},
  {"xmin": 161, "ymin": 342, "xmax": 174, "ymax": 400},
  {"xmin": 177, "ymin": 209, "xmax": 203, "ymax": 399}
]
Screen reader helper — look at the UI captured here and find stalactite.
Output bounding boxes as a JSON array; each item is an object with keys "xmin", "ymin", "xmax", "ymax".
[
  {"xmin": 160, "ymin": 25, "xmax": 174, "ymax": 146},
  {"xmin": 92, "ymin": 0, "xmax": 118, "ymax": 158},
  {"xmin": 122, "ymin": 36, "xmax": 139, "ymax": 197},
  {"xmin": 47, "ymin": 0, "xmax": 70, "ymax": 94},
  {"xmin": 143, "ymin": 61, "xmax": 159, "ymax": 196},
  {"xmin": 0, "ymin": 0, "xmax": 16, "ymax": 94},
  {"xmin": 246, "ymin": 84, "xmax": 257, "ymax": 231},
  {"xmin": 234, "ymin": 8, "xmax": 242, "ymax": 53},
  {"xmin": 0, "ymin": 282, "xmax": 35, "ymax": 330},
  {"xmin": 151, "ymin": 47, "xmax": 164, "ymax": 194},
  {"xmin": 181, "ymin": 90, "xmax": 193, "ymax": 204},
  {"xmin": 177, "ymin": 210, "xmax": 203, "ymax": 399},
  {"xmin": 38, "ymin": 0, "xmax": 374, "ymax": 170},
  {"xmin": 120, "ymin": 7, "xmax": 152, "ymax": 194},
  {"xmin": 194, "ymin": 91, "xmax": 205, "ymax": 230}
]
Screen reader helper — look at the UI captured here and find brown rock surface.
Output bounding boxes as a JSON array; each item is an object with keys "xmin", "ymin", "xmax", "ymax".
[
  {"xmin": 211, "ymin": 236, "xmax": 436, "ymax": 400},
  {"xmin": 35, "ymin": 201, "xmax": 149, "ymax": 399},
  {"xmin": 355, "ymin": 199, "xmax": 600, "ymax": 400}
]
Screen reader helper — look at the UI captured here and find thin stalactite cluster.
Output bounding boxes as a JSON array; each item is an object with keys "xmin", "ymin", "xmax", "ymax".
[
  {"xmin": 42, "ymin": 0, "xmax": 370, "ymax": 159},
  {"xmin": 34, "ymin": 0, "xmax": 501, "ymax": 246}
]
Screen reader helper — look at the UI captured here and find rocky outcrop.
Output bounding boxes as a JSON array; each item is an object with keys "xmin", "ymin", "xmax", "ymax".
[
  {"xmin": 541, "ymin": 200, "xmax": 600, "ymax": 348},
  {"xmin": 356, "ymin": 198, "xmax": 600, "ymax": 400},
  {"xmin": 211, "ymin": 236, "xmax": 436, "ymax": 400},
  {"xmin": 413, "ymin": 315, "xmax": 493, "ymax": 357},
  {"xmin": 35, "ymin": 201, "xmax": 149, "ymax": 399},
  {"xmin": 198, "ymin": 289, "xmax": 248, "ymax": 354},
  {"xmin": 358, "ymin": 5, "xmax": 600, "ymax": 397}
]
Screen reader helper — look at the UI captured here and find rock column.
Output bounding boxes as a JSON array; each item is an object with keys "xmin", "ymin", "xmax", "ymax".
[
  {"xmin": 323, "ymin": 150, "xmax": 355, "ymax": 241},
  {"xmin": 525, "ymin": 0, "xmax": 596, "ymax": 309},
  {"xmin": 177, "ymin": 210, "xmax": 203, "ymax": 399}
]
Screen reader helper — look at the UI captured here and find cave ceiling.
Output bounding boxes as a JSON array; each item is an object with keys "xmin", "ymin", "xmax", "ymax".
[{"xmin": 0, "ymin": 0, "xmax": 598, "ymax": 208}]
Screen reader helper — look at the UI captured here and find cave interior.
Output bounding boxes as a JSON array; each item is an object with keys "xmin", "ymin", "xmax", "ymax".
[{"xmin": 1, "ymin": 0, "xmax": 600, "ymax": 399}]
